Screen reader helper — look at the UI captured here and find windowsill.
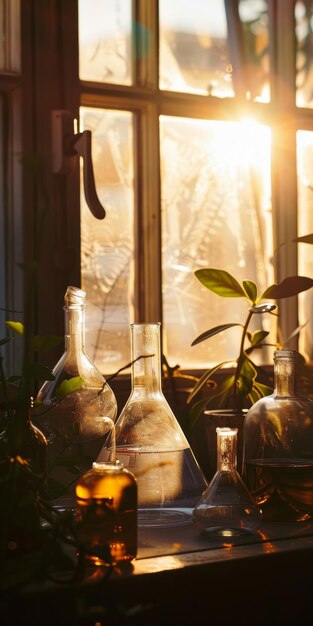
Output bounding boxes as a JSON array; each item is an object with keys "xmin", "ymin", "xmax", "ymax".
[{"xmin": 8, "ymin": 518, "xmax": 313, "ymax": 625}]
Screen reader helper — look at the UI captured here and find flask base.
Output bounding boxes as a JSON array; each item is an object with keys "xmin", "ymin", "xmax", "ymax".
[
  {"xmin": 197, "ymin": 525, "xmax": 255, "ymax": 538},
  {"xmin": 138, "ymin": 507, "xmax": 193, "ymax": 528}
]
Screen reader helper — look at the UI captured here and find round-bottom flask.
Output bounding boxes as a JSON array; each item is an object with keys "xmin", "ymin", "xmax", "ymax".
[
  {"xmin": 242, "ymin": 350, "xmax": 313, "ymax": 523},
  {"xmin": 97, "ymin": 323, "xmax": 207, "ymax": 528},
  {"xmin": 35, "ymin": 286, "xmax": 117, "ymax": 512},
  {"xmin": 75, "ymin": 461, "xmax": 137, "ymax": 566},
  {"xmin": 193, "ymin": 428, "xmax": 262, "ymax": 538}
]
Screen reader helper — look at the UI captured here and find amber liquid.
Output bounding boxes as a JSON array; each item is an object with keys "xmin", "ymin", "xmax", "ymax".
[
  {"xmin": 76, "ymin": 470, "xmax": 137, "ymax": 565},
  {"xmin": 243, "ymin": 458, "xmax": 313, "ymax": 522}
]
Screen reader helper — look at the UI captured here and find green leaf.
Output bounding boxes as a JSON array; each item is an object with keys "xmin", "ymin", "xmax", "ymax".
[
  {"xmin": 249, "ymin": 330, "xmax": 269, "ymax": 346},
  {"xmin": 243, "ymin": 356, "xmax": 257, "ymax": 377},
  {"xmin": 252, "ymin": 380, "xmax": 273, "ymax": 397},
  {"xmin": 195, "ymin": 268, "xmax": 246, "ymax": 298},
  {"xmin": 187, "ymin": 361, "xmax": 232, "ymax": 404},
  {"xmin": 236, "ymin": 374, "xmax": 254, "ymax": 398},
  {"xmin": 235, "ymin": 357, "xmax": 257, "ymax": 400},
  {"xmin": 55, "ymin": 376, "xmax": 84, "ymax": 399},
  {"xmin": 31, "ymin": 335, "xmax": 63, "ymax": 351},
  {"xmin": 261, "ymin": 276, "xmax": 313, "ymax": 300},
  {"xmin": 0, "ymin": 337, "xmax": 12, "ymax": 346},
  {"xmin": 242, "ymin": 280, "xmax": 257, "ymax": 303},
  {"xmin": 186, "ymin": 397, "xmax": 212, "ymax": 433},
  {"xmin": 5, "ymin": 321, "xmax": 24, "ymax": 335},
  {"xmin": 191, "ymin": 323, "xmax": 242, "ymax": 346}
]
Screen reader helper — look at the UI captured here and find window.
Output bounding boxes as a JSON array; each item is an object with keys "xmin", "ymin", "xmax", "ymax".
[
  {"xmin": 77, "ymin": 0, "xmax": 313, "ymax": 374},
  {"xmin": 3, "ymin": 0, "xmax": 313, "ymax": 378}
]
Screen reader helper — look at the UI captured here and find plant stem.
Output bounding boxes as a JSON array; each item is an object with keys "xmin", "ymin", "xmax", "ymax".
[{"xmin": 234, "ymin": 309, "xmax": 253, "ymax": 408}]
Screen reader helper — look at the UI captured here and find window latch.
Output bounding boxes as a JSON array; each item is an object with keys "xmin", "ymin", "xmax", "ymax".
[{"xmin": 51, "ymin": 109, "xmax": 105, "ymax": 220}]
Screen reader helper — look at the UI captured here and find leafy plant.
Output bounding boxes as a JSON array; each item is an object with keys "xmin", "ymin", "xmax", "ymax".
[{"xmin": 186, "ymin": 268, "xmax": 313, "ymax": 418}]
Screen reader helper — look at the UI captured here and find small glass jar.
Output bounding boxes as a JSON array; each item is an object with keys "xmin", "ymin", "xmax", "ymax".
[{"xmin": 75, "ymin": 461, "xmax": 137, "ymax": 566}]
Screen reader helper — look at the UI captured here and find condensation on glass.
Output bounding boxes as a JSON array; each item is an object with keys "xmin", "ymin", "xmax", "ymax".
[
  {"xmin": 78, "ymin": 0, "xmax": 132, "ymax": 84},
  {"xmin": 295, "ymin": 1, "xmax": 313, "ymax": 108},
  {"xmin": 80, "ymin": 107, "xmax": 135, "ymax": 374},
  {"xmin": 296, "ymin": 130, "xmax": 313, "ymax": 360},
  {"xmin": 159, "ymin": 0, "xmax": 269, "ymax": 102},
  {"xmin": 0, "ymin": 0, "xmax": 20, "ymax": 71},
  {"xmin": 160, "ymin": 115, "xmax": 273, "ymax": 368}
]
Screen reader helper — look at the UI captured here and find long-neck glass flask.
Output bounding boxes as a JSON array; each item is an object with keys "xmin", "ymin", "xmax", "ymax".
[
  {"xmin": 242, "ymin": 349, "xmax": 313, "ymax": 522},
  {"xmin": 97, "ymin": 322, "xmax": 207, "ymax": 527},
  {"xmin": 193, "ymin": 427, "xmax": 261, "ymax": 538},
  {"xmin": 35, "ymin": 286, "xmax": 117, "ymax": 512}
]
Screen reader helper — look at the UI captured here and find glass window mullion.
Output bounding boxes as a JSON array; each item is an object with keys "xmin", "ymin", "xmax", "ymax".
[
  {"xmin": 133, "ymin": 0, "xmax": 162, "ymax": 323},
  {"xmin": 270, "ymin": 0, "xmax": 299, "ymax": 348}
]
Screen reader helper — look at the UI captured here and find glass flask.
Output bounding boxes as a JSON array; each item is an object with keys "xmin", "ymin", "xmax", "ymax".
[
  {"xmin": 97, "ymin": 322, "xmax": 207, "ymax": 528},
  {"xmin": 193, "ymin": 427, "xmax": 261, "ymax": 538},
  {"xmin": 242, "ymin": 350, "xmax": 313, "ymax": 523},
  {"xmin": 75, "ymin": 461, "xmax": 137, "ymax": 566},
  {"xmin": 35, "ymin": 286, "xmax": 118, "ymax": 512}
]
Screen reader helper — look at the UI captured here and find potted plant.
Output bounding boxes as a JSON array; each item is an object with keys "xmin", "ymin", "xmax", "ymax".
[{"xmin": 184, "ymin": 268, "xmax": 313, "ymax": 479}]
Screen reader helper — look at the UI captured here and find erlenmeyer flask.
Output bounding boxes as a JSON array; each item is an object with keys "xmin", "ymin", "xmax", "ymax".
[
  {"xmin": 193, "ymin": 427, "xmax": 261, "ymax": 538},
  {"xmin": 97, "ymin": 322, "xmax": 207, "ymax": 527}
]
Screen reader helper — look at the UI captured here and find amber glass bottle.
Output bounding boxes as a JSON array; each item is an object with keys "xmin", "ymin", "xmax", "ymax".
[{"xmin": 75, "ymin": 461, "xmax": 137, "ymax": 566}]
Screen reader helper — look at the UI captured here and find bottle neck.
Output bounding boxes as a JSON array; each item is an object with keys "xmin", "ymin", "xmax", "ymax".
[
  {"xmin": 130, "ymin": 323, "xmax": 162, "ymax": 393},
  {"xmin": 64, "ymin": 304, "xmax": 85, "ymax": 354},
  {"xmin": 216, "ymin": 428, "xmax": 237, "ymax": 472},
  {"xmin": 274, "ymin": 352, "xmax": 297, "ymax": 397}
]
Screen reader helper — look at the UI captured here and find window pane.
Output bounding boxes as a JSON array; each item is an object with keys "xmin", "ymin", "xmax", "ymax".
[
  {"xmin": 297, "ymin": 130, "xmax": 313, "ymax": 360},
  {"xmin": 295, "ymin": 1, "xmax": 313, "ymax": 108},
  {"xmin": 160, "ymin": 116, "xmax": 273, "ymax": 369},
  {"xmin": 159, "ymin": 0, "xmax": 234, "ymax": 97},
  {"xmin": 0, "ymin": 0, "xmax": 20, "ymax": 71},
  {"xmin": 159, "ymin": 0, "xmax": 269, "ymax": 101},
  {"xmin": 78, "ymin": 0, "xmax": 132, "ymax": 85},
  {"xmin": 80, "ymin": 107, "xmax": 134, "ymax": 374},
  {"xmin": 238, "ymin": 0, "xmax": 270, "ymax": 103}
]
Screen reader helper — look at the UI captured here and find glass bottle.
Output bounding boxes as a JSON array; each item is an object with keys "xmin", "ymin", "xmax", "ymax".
[
  {"xmin": 97, "ymin": 322, "xmax": 207, "ymax": 528},
  {"xmin": 192, "ymin": 427, "xmax": 261, "ymax": 538},
  {"xmin": 35, "ymin": 286, "xmax": 117, "ymax": 512},
  {"xmin": 1, "ymin": 398, "xmax": 47, "ymax": 557},
  {"xmin": 242, "ymin": 349, "xmax": 313, "ymax": 522},
  {"xmin": 75, "ymin": 460, "xmax": 137, "ymax": 566}
]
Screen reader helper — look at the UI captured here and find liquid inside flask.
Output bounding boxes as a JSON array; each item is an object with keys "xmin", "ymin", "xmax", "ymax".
[
  {"xmin": 97, "ymin": 322, "xmax": 207, "ymax": 527},
  {"xmin": 242, "ymin": 350, "xmax": 313, "ymax": 522},
  {"xmin": 193, "ymin": 427, "xmax": 261, "ymax": 538},
  {"xmin": 35, "ymin": 286, "xmax": 117, "ymax": 512}
]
